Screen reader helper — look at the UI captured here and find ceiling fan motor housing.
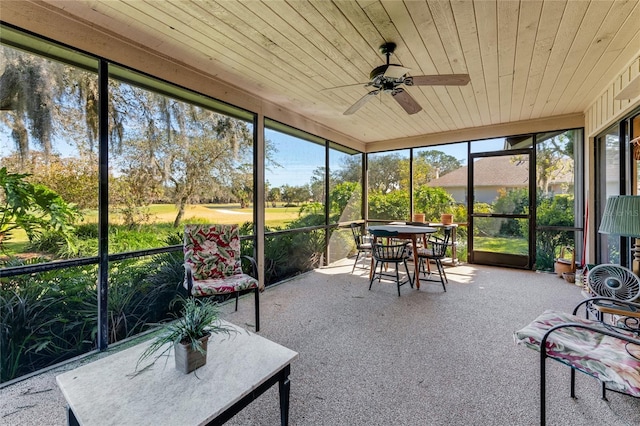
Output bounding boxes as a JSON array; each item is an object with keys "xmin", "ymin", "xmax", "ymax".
[{"xmin": 370, "ymin": 64, "xmax": 406, "ymax": 91}]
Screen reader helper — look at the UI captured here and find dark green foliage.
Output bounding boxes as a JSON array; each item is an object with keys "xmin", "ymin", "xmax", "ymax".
[
  {"xmin": 264, "ymin": 227, "xmax": 325, "ymax": 285},
  {"xmin": 414, "ymin": 186, "xmax": 456, "ymax": 221},
  {"xmin": 0, "ymin": 262, "xmax": 96, "ymax": 382},
  {"xmin": 493, "ymin": 188, "xmax": 529, "ymax": 237},
  {"xmin": 74, "ymin": 223, "xmax": 99, "ymax": 239},
  {"xmin": 0, "ymin": 233, "xmax": 185, "ymax": 383},
  {"xmin": 0, "ymin": 167, "xmax": 80, "ymax": 250},
  {"xmin": 329, "ymin": 181, "xmax": 361, "ymax": 222},
  {"xmin": 535, "ymin": 194, "xmax": 575, "ymax": 271},
  {"xmin": 368, "ymin": 191, "xmax": 409, "ymax": 220}
]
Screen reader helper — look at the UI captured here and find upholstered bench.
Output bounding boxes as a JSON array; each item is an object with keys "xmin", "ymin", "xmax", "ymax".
[{"xmin": 514, "ymin": 297, "xmax": 640, "ymax": 425}]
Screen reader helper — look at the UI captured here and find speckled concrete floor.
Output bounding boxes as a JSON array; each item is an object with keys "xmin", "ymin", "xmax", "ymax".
[{"xmin": 2, "ymin": 261, "xmax": 639, "ymax": 426}]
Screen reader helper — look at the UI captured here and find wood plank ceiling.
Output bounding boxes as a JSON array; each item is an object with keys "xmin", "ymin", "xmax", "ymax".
[{"xmin": 35, "ymin": 0, "xmax": 640, "ymax": 145}]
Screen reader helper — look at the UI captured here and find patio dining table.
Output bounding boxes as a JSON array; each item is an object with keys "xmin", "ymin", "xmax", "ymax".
[{"xmin": 367, "ymin": 224, "xmax": 437, "ymax": 289}]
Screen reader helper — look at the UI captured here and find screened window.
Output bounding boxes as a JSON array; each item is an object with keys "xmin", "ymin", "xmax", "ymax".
[
  {"xmin": 107, "ymin": 66, "xmax": 255, "ymax": 252},
  {"xmin": 367, "ymin": 150, "xmax": 410, "ymax": 221}
]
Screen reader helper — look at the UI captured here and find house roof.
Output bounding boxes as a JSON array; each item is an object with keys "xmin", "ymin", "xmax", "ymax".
[{"xmin": 427, "ymin": 155, "xmax": 573, "ymax": 188}]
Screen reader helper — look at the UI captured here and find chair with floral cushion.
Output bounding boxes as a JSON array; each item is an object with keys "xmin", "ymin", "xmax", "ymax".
[
  {"xmin": 514, "ymin": 297, "xmax": 640, "ymax": 426},
  {"xmin": 184, "ymin": 224, "xmax": 263, "ymax": 332}
]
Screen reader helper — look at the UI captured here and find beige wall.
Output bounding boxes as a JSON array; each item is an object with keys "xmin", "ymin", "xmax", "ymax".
[
  {"xmin": 583, "ymin": 54, "xmax": 640, "ymax": 264},
  {"xmin": 585, "ymin": 55, "xmax": 640, "ymax": 138}
]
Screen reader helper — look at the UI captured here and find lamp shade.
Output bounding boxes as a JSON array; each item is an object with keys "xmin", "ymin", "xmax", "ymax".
[{"xmin": 598, "ymin": 195, "xmax": 640, "ymax": 238}]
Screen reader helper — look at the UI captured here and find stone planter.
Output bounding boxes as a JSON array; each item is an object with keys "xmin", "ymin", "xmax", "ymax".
[{"xmin": 174, "ymin": 334, "xmax": 210, "ymax": 374}]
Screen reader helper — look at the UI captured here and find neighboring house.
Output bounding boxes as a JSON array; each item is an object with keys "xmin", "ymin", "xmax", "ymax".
[{"xmin": 427, "ymin": 156, "xmax": 573, "ymax": 204}]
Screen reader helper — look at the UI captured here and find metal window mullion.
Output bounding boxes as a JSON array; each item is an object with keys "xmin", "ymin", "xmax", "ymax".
[
  {"xmin": 409, "ymin": 148, "xmax": 414, "ymax": 219},
  {"xmin": 97, "ymin": 60, "xmax": 109, "ymax": 351},
  {"xmin": 529, "ymin": 147, "xmax": 536, "ymax": 270},
  {"xmin": 325, "ymin": 141, "xmax": 330, "ymax": 266},
  {"xmin": 362, "ymin": 153, "xmax": 368, "ymax": 223},
  {"xmin": 619, "ymin": 122, "xmax": 628, "ymax": 266},
  {"xmin": 255, "ymin": 114, "xmax": 265, "ymax": 287}
]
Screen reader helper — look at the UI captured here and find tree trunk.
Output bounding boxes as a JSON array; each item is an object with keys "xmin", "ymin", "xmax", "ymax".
[{"xmin": 173, "ymin": 198, "xmax": 187, "ymax": 228}]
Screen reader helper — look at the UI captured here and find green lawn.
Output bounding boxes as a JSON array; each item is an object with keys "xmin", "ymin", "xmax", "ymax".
[
  {"xmin": 473, "ymin": 236, "xmax": 528, "ymax": 255},
  {"xmin": 2, "ymin": 203, "xmax": 302, "ymax": 249},
  {"xmin": 5, "ymin": 206, "xmax": 530, "ymax": 258}
]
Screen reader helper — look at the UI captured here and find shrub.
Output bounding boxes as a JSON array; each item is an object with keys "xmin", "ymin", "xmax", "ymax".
[
  {"xmin": 0, "ymin": 233, "xmax": 186, "ymax": 383},
  {"xmin": 368, "ymin": 190, "xmax": 409, "ymax": 220},
  {"xmin": 1, "ymin": 262, "xmax": 97, "ymax": 382}
]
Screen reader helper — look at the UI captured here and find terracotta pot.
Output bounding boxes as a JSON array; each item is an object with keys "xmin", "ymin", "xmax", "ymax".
[
  {"xmin": 174, "ymin": 334, "xmax": 209, "ymax": 374},
  {"xmin": 440, "ymin": 213, "xmax": 453, "ymax": 225},
  {"xmin": 413, "ymin": 213, "xmax": 425, "ymax": 223}
]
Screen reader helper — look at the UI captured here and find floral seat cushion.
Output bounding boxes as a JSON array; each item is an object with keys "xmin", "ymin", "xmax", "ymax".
[
  {"xmin": 514, "ymin": 310, "xmax": 640, "ymax": 396},
  {"xmin": 189, "ymin": 273, "xmax": 259, "ymax": 297},
  {"xmin": 184, "ymin": 224, "xmax": 261, "ymax": 295}
]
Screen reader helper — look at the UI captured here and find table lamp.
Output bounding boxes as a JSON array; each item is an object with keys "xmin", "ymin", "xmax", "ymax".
[{"xmin": 598, "ymin": 195, "xmax": 640, "ymax": 276}]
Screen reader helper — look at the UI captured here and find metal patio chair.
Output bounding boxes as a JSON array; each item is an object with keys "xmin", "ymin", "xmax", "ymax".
[
  {"xmin": 417, "ymin": 226, "xmax": 451, "ymax": 292},
  {"xmin": 183, "ymin": 224, "xmax": 263, "ymax": 331},
  {"xmin": 369, "ymin": 231, "xmax": 413, "ymax": 296},
  {"xmin": 350, "ymin": 223, "xmax": 372, "ymax": 273}
]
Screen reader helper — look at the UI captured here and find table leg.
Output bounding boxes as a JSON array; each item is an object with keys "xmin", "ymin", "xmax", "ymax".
[
  {"xmin": 451, "ymin": 227, "xmax": 457, "ymax": 265},
  {"xmin": 66, "ymin": 406, "xmax": 80, "ymax": 426},
  {"xmin": 279, "ymin": 365, "xmax": 292, "ymax": 426},
  {"xmin": 369, "ymin": 235, "xmax": 377, "ymax": 280}
]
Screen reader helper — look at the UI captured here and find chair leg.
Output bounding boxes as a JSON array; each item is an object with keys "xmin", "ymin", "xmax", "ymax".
[
  {"xmin": 235, "ymin": 292, "xmax": 239, "ymax": 311},
  {"xmin": 396, "ymin": 264, "xmax": 401, "ymax": 296},
  {"xmin": 418, "ymin": 258, "xmax": 426, "ymax": 277},
  {"xmin": 254, "ymin": 287, "xmax": 260, "ymax": 333},
  {"xmin": 352, "ymin": 251, "xmax": 361, "ymax": 273},
  {"xmin": 570, "ymin": 369, "xmax": 576, "ymax": 398},
  {"xmin": 369, "ymin": 261, "xmax": 379, "ymax": 290},
  {"xmin": 404, "ymin": 259, "xmax": 413, "ymax": 289},
  {"xmin": 436, "ymin": 260, "xmax": 447, "ymax": 292},
  {"xmin": 540, "ymin": 351, "xmax": 547, "ymax": 426},
  {"xmin": 440, "ymin": 260, "xmax": 448, "ymax": 283}
]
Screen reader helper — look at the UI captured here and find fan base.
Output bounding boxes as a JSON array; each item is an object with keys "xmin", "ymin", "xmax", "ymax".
[{"xmin": 379, "ymin": 42, "xmax": 397, "ymax": 56}]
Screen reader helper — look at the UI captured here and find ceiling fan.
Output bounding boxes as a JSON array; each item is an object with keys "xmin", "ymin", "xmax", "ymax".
[{"xmin": 342, "ymin": 42, "xmax": 470, "ymax": 116}]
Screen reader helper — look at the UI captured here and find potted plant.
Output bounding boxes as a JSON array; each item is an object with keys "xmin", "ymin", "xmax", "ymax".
[{"xmin": 137, "ymin": 297, "xmax": 232, "ymax": 374}]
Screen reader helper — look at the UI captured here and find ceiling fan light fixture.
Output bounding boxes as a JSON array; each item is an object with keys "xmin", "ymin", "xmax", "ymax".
[{"xmin": 340, "ymin": 41, "xmax": 470, "ymax": 115}]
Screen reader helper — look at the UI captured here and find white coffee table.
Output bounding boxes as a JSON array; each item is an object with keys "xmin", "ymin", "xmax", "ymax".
[{"xmin": 56, "ymin": 321, "xmax": 298, "ymax": 426}]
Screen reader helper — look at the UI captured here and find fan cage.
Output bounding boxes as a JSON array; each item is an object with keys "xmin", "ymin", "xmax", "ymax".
[{"xmin": 587, "ymin": 264, "xmax": 640, "ymax": 301}]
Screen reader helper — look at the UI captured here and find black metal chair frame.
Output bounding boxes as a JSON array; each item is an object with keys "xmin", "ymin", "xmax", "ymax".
[
  {"xmin": 538, "ymin": 297, "xmax": 640, "ymax": 426},
  {"xmin": 369, "ymin": 231, "xmax": 413, "ymax": 296},
  {"xmin": 185, "ymin": 254, "xmax": 261, "ymax": 332},
  {"xmin": 350, "ymin": 223, "xmax": 372, "ymax": 273},
  {"xmin": 417, "ymin": 227, "xmax": 451, "ymax": 292}
]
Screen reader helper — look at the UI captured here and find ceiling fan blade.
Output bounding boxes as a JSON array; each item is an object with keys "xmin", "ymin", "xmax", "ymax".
[
  {"xmin": 344, "ymin": 90, "xmax": 379, "ymax": 115},
  {"xmin": 383, "ymin": 65, "xmax": 410, "ymax": 79},
  {"xmin": 320, "ymin": 82, "xmax": 370, "ymax": 92},
  {"xmin": 407, "ymin": 74, "xmax": 470, "ymax": 86},
  {"xmin": 392, "ymin": 88, "xmax": 422, "ymax": 115}
]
